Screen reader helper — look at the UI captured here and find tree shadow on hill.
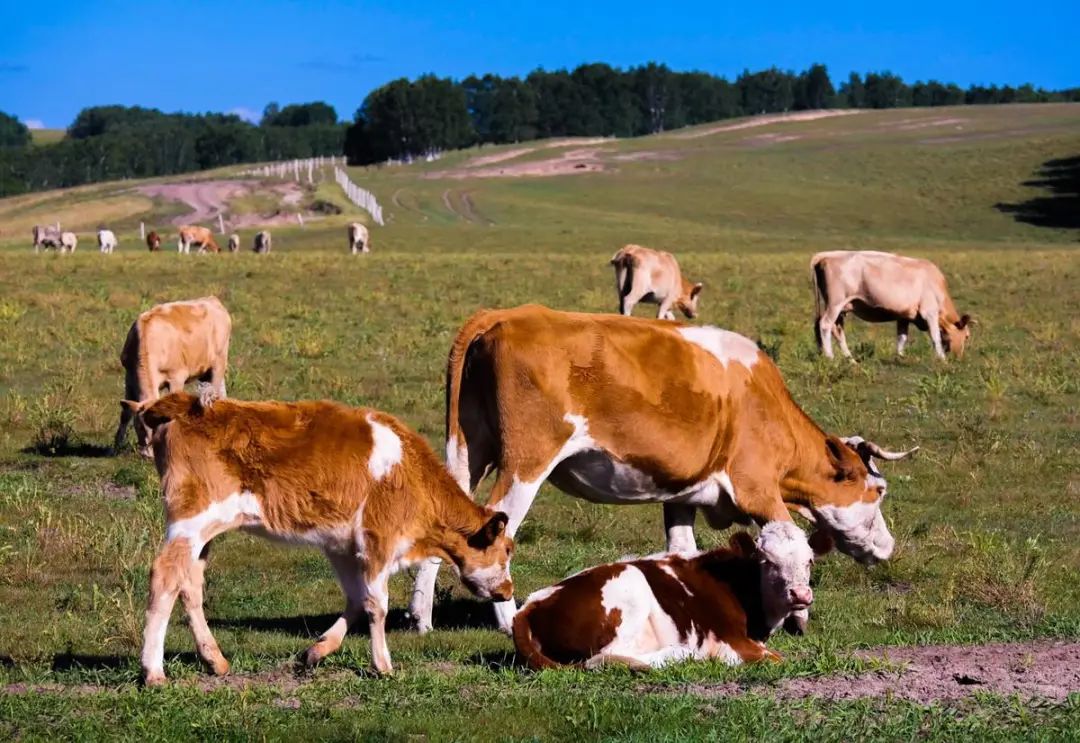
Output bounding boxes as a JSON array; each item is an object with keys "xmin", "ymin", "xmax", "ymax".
[
  {"xmin": 209, "ymin": 598, "xmax": 498, "ymax": 638},
  {"xmin": 995, "ymin": 155, "xmax": 1080, "ymax": 232}
]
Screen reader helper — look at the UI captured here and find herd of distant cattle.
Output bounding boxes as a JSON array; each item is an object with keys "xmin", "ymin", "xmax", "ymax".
[
  {"xmin": 78, "ymin": 233, "xmax": 972, "ymax": 685},
  {"xmin": 31, "ymin": 221, "xmax": 371, "ymax": 256}
]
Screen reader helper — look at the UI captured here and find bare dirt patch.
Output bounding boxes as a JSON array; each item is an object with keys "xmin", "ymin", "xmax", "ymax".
[
  {"xmin": 886, "ymin": 117, "xmax": 968, "ymax": 131},
  {"xmin": 675, "ymin": 641, "xmax": 1080, "ymax": 704},
  {"xmin": 137, "ymin": 180, "xmax": 307, "ymax": 228},
  {"xmin": 674, "ymin": 110, "xmax": 863, "ymax": 139},
  {"xmin": 461, "ymin": 137, "xmax": 613, "ymax": 169},
  {"xmin": 425, "ymin": 147, "xmax": 611, "ymax": 180},
  {"xmin": 740, "ymin": 133, "xmax": 803, "ymax": 148}
]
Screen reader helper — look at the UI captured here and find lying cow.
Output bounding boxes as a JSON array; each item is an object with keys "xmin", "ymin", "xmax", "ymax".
[
  {"xmin": 146, "ymin": 231, "xmax": 162, "ymax": 252},
  {"xmin": 253, "ymin": 230, "xmax": 272, "ymax": 254},
  {"xmin": 812, "ymin": 250, "xmax": 972, "ymax": 359},
  {"xmin": 513, "ymin": 522, "xmax": 817, "ymax": 669},
  {"xmin": 129, "ymin": 391, "xmax": 514, "ymax": 686},
  {"xmin": 610, "ymin": 244, "xmax": 703, "ymax": 320},
  {"xmin": 227, "ymin": 233, "xmax": 240, "ymax": 253},
  {"xmin": 177, "ymin": 225, "xmax": 221, "ymax": 254},
  {"xmin": 410, "ymin": 305, "xmax": 916, "ymax": 633},
  {"xmin": 32, "ymin": 225, "xmax": 62, "ymax": 252},
  {"xmin": 113, "ymin": 297, "xmax": 231, "ymax": 457},
  {"xmin": 98, "ymin": 228, "xmax": 118, "ymax": 254},
  {"xmin": 348, "ymin": 222, "xmax": 370, "ymax": 254}
]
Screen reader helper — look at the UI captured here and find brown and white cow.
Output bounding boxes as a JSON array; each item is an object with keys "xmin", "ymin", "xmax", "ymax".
[
  {"xmin": 611, "ymin": 244, "xmax": 703, "ymax": 320},
  {"xmin": 409, "ymin": 305, "xmax": 916, "ymax": 633},
  {"xmin": 113, "ymin": 297, "xmax": 231, "ymax": 457},
  {"xmin": 227, "ymin": 233, "xmax": 240, "ymax": 253},
  {"xmin": 253, "ymin": 230, "xmax": 272, "ymax": 254},
  {"xmin": 129, "ymin": 390, "xmax": 514, "ymax": 686},
  {"xmin": 348, "ymin": 222, "xmax": 370, "ymax": 254},
  {"xmin": 513, "ymin": 521, "xmax": 817, "ymax": 670},
  {"xmin": 812, "ymin": 250, "xmax": 972, "ymax": 360},
  {"xmin": 177, "ymin": 225, "xmax": 221, "ymax": 254},
  {"xmin": 147, "ymin": 231, "xmax": 162, "ymax": 252}
]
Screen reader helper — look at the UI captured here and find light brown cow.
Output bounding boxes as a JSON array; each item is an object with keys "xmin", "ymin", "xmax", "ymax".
[
  {"xmin": 113, "ymin": 297, "xmax": 231, "ymax": 457},
  {"xmin": 410, "ymin": 305, "xmax": 915, "ymax": 633},
  {"xmin": 227, "ymin": 233, "xmax": 240, "ymax": 253},
  {"xmin": 32, "ymin": 225, "xmax": 62, "ymax": 252},
  {"xmin": 348, "ymin": 222, "xmax": 370, "ymax": 254},
  {"xmin": 253, "ymin": 230, "xmax": 272, "ymax": 254},
  {"xmin": 129, "ymin": 390, "xmax": 514, "ymax": 686},
  {"xmin": 177, "ymin": 225, "xmax": 221, "ymax": 254},
  {"xmin": 811, "ymin": 250, "xmax": 972, "ymax": 360},
  {"xmin": 59, "ymin": 231, "xmax": 78, "ymax": 253},
  {"xmin": 611, "ymin": 244, "xmax": 703, "ymax": 320},
  {"xmin": 513, "ymin": 522, "xmax": 818, "ymax": 669}
]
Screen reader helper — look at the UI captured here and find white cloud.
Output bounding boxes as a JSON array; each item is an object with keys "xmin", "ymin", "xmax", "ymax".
[
  {"xmin": 24, "ymin": 118, "xmax": 46, "ymax": 130},
  {"xmin": 228, "ymin": 106, "xmax": 260, "ymax": 123}
]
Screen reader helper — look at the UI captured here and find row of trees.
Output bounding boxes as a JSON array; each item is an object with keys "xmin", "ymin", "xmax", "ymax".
[
  {"xmin": 345, "ymin": 63, "xmax": 1079, "ymax": 163},
  {"xmin": 0, "ymin": 103, "xmax": 345, "ymax": 196}
]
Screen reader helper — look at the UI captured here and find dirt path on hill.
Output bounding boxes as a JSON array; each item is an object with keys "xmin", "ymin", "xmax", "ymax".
[
  {"xmin": 137, "ymin": 180, "xmax": 305, "ymax": 227},
  {"xmin": 674, "ymin": 109, "xmax": 863, "ymax": 139}
]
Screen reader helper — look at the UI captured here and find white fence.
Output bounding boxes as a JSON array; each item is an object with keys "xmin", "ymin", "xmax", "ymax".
[
  {"xmin": 241, "ymin": 156, "xmax": 344, "ymax": 183},
  {"xmin": 334, "ymin": 167, "xmax": 384, "ymax": 226}
]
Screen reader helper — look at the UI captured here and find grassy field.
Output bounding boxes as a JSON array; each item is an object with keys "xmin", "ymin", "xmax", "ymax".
[{"xmin": 1, "ymin": 104, "xmax": 1078, "ymax": 741}]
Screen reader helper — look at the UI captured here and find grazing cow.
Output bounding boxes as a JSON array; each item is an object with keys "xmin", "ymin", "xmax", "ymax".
[
  {"xmin": 98, "ymin": 228, "xmax": 118, "ymax": 254},
  {"xmin": 348, "ymin": 222, "xmax": 370, "ymax": 254},
  {"xmin": 611, "ymin": 244, "xmax": 703, "ymax": 320},
  {"xmin": 146, "ymin": 231, "xmax": 162, "ymax": 252},
  {"xmin": 59, "ymin": 231, "xmax": 78, "ymax": 253},
  {"xmin": 227, "ymin": 233, "xmax": 240, "ymax": 253},
  {"xmin": 513, "ymin": 522, "xmax": 818, "ymax": 670},
  {"xmin": 177, "ymin": 225, "xmax": 221, "ymax": 254},
  {"xmin": 129, "ymin": 390, "xmax": 514, "ymax": 686},
  {"xmin": 410, "ymin": 305, "xmax": 916, "ymax": 633},
  {"xmin": 113, "ymin": 297, "xmax": 231, "ymax": 457},
  {"xmin": 32, "ymin": 225, "xmax": 62, "ymax": 252},
  {"xmin": 811, "ymin": 250, "xmax": 973, "ymax": 360},
  {"xmin": 253, "ymin": 230, "xmax": 272, "ymax": 254}
]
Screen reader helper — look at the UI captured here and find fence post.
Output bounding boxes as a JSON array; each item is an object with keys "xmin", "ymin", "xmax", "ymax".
[
  {"xmin": 140, "ymin": 222, "xmax": 145, "ymax": 240},
  {"xmin": 218, "ymin": 214, "xmax": 225, "ymax": 234}
]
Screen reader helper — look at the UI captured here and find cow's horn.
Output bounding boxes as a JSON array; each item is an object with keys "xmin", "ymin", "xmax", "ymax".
[{"xmin": 863, "ymin": 441, "xmax": 919, "ymax": 461}]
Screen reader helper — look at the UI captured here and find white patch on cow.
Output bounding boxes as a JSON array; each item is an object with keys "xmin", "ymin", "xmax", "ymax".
[
  {"xmin": 367, "ymin": 416, "xmax": 403, "ymax": 480},
  {"xmin": 521, "ymin": 584, "xmax": 562, "ymax": 609},
  {"xmin": 703, "ymin": 633, "xmax": 743, "ymax": 666},
  {"xmin": 677, "ymin": 326, "xmax": 760, "ymax": 370},
  {"xmin": 716, "ymin": 471, "xmax": 737, "ymax": 508},
  {"xmin": 659, "ymin": 562, "xmax": 692, "ymax": 595},
  {"xmin": 814, "ymin": 499, "xmax": 894, "ymax": 563},
  {"xmin": 445, "ymin": 436, "xmax": 469, "ymax": 492},
  {"xmin": 166, "ymin": 491, "xmax": 262, "ymax": 558}
]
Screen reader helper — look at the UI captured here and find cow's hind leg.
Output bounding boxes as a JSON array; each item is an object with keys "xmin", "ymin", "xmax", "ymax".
[
  {"xmin": 486, "ymin": 469, "xmax": 547, "ymax": 633},
  {"xmin": 663, "ymin": 504, "xmax": 698, "ymax": 553},
  {"xmin": 180, "ymin": 544, "xmax": 229, "ymax": 676},
  {"xmin": 304, "ymin": 553, "xmax": 368, "ymax": 668},
  {"xmin": 832, "ymin": 314, "xmax": 853, "ymax": 359},
  {"xmin": 896, "ymin": 320, "xmax": 910, "ymax": 356}
]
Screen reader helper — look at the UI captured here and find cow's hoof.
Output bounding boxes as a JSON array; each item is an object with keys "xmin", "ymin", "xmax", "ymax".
[
  {"xmin": 208, "ymin": 657, "xmax": 230, "ymax": 676},
  {"xmin": 143, "ymin": 671, "xmax": 167, "ymax": 688},
  {"xmin": 302, "ymin": 647, "xmax": 323, "ymax": 668}
]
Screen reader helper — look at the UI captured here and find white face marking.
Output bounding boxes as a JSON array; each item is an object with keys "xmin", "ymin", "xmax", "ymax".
[
  {"xmin": 166, "ymin": 491, "xmax": 262, "ymax": 558},
  {"xmin": 815, "ymin": 499, "xmax": 894, "ymax": 563},
  {"xmin": 756, "ymin": 521, "xmax": 816, "ymax": 633},
  {"xmin": 677, "ymin": 326, "xmax": 760, "ymax": 369},
  {"xmin": 367, "ymin": 416, "xmax": 403, "ymax": 480},
  {"xmin": 461, "ymin": 558, "xmax": 511, "ymax": 598}
]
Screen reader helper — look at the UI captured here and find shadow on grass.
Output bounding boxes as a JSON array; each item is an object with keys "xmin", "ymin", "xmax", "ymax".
[
  {"xmin": 49, "ymin": 652, "xmax": 152, "ymax": 672},
  {"xmin": 995, "ymin": 154, "xmax": 1080, "ymax": 231},
  {"xmin": 463, "ymin": 649, "xmax": 519, "ymax": 671},
  {"xmin": 209, "ymin": 598, "xmax": 500, "ymax": 637},
  {"xmin": 21, "ymin": 442, "xmax": 114, "ymax": 458}
]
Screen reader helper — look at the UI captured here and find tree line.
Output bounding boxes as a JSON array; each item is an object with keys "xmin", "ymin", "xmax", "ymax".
[
  {"xmin": 345, "ymin": 63, "xmax": 1079, "ymax": 163},
  {"xmin": 0, "ymin": 103, "xmax": 345, "ymax": 197}
]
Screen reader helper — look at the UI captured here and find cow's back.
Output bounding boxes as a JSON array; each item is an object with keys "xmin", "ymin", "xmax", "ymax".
[{"xmin": 137, "ymin": 298, "xmax": 231, "ymax": 375}]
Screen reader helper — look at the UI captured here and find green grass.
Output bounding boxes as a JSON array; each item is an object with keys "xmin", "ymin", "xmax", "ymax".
[{"xmin": 0, "ymin": 104, "xmax": 1078, "ymax": 740}]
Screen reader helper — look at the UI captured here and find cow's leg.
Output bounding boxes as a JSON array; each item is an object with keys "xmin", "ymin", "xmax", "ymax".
[
  {"xmin": 166, "ymin": 374, "xmax": 187, "ymax": 395},
  {"xmin": 817, "ymin": 310, "xmax": 836, "ymax": 359},
  {"xmin": 142, "ymin": 539, "xmax": 194, "ymax": 685},
  {"xmin": 210, "ymin": 358, "xmax": 228, "ymax": 399},
  {"xmin": 180, "ymin": 544, "xmax": 229, "ymax": 676},
  {"xmin": 833, "ymin": 315, "xmax": 853, "ymax": 359},
  {"xmin": 364, "ymin": 565, "xmax": 393, "ymax": 675},
  {"xmin": 896, "ymin": 320, "xmax": 910, "ymax": 356},
  {"xmin": 304, "ymin": 553, "xmax": 368, "ymax": 667},
  {"xmin": 663, "ymin": 503, "xmax": 698, "ymax": 553},
  {"xmin": 485, "ymin": 469, "xmax": 547, "ymax": 633},
  {"xmin": 656, "ymin": 300, "xmax": 677, "ymax": 321},
  {"xmin": 926, "ymin": 313, "xmax": 946, "ymax": 359}
]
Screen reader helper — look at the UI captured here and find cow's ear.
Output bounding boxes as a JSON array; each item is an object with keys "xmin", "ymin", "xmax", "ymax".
[
  {"xmin": 825, "ymin": 436, "xmax": 860, "ymax": 480},
  {"xmin": 469, "ymin": 511, "xmax": 508, "ymax": 549},
  {"xmin": 956, "ymin": 314, "xmax": 972, "ymax": 330},
  {"xmin": 728, "ymin": 531, "xmax": 756, "ymax": 557},
  {"xmin": 691, "ymin": 282, "xmax": 703, "ymax": 299}
]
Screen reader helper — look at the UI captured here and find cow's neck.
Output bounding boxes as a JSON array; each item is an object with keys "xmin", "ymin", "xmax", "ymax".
[
  {"xmin": 763, "ymin": 394, "xmax": 839, "ymax": 511},
  {"xmin": 692, "ymin": 551, "xmax": 771, "ymax": 641},
  {"xmin": 421, "ymin": 476, "xmax": 489, "ymax": 559}
]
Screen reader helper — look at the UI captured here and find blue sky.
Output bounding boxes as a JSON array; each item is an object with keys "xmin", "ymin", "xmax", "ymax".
[{"xmin": 0, "ymin": 0, "xmax": 1075, "ymax": 129}]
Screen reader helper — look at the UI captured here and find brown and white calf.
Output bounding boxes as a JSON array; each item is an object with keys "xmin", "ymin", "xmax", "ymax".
[
  {"xmin": 146, "ymin": 231, "xmax": 162, "ymax": 252},
  {"xmin": 513, "ymin": 521, "xmax": 817, "ymax": 669},
  {"xmin": 410, "ymin": 305, "xmax": 915, "ymax": 633},
  {"xmin": 130, "ymin": 391, "xmax": 514, "ymax": 686},
  {"xmin": 177, "ymin": 225, "xmax": 221, "ymax": 254},
  {"xmin": 812, "ymin": 250, "xmax": 972, "ymax": 360},
  {"xmin": 610, "ymin": 244, "xmax": 703, "ymax": 320},
  {"xmin": 348, "ymin": 222, "xmax": 370, "ymax": 254},
  {"xmin": 114, "ymin": 297, "xmax": 231, "ymax": 457}
]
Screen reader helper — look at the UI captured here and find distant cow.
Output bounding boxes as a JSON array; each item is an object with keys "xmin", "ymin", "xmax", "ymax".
[
  {"xmin": 146, "ymin": 231, "xmax": 162, "ymax": 252},
  {"xmin": 59, "ymin": 231, "xmax": 78, "ymax": 253},
  {"xmin": 227, "ymin": 233, "xmax": 240, "ymax": 253},
  {"xmin": 177, "ymin": 225, "xmax": 221, "ymax": 254},
  {"xmin": 98, "ymin": 229, "xmax": 118, "ymax": 254},
  {"xmin": 611, "ymin": 244, "xmax": 703, "ymax": 320},
  {"xmin": 130, "ymin": 390, "xmax": 514, "ymax": 685},
  {"xmin": 253, "ymin": 230, "xmax": 272, "ymax": 254},
  {"xmin": 513, "ymin": 522, "xmax": 817, "ymax": 670},
  {"xmin": 348, "ymin": 222, "xmax": 370, "ymax": 254},
  {"xmin": 113, "ymin": 297, "xmax": 231, "ymax": 457},
  {"xmin": 32, "ymin": 225, "xmax": 62, "ymax": 252},
  {"xmin": 811, "ymin": 250, "xmax": 972, "ymax": 360}
]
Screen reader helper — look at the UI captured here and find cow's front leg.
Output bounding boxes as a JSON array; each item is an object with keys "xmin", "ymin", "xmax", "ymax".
[
  {"xmin": 896, "ymin": 320, "xmax": 910, "ymax": 356},
  {"xmin": 486, "ymin": 469, "xmax": 545, "ymax": 633},
  {"xmin": 363, "ymin": 567, "xmax": 393, "ymax": 675},
  {"xmin": 663, "ymin": 503, "xmax": 698, "ymax": 553},
  {"xmin": 927, "ymin": 316, "xmax": 947, "ymax": 359}
]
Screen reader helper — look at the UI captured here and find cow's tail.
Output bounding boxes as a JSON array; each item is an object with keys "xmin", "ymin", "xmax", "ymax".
[
  {"xmin": 810, "ymin": 253, "xmax": 829, "ymax": 350},
  {"xmin": 445, "ymin": 309, "xmax": 502, "ymax": 491},
  {"xmin": 511, "ymin": 610, "xmax": 561, "ymax": 670},
  {"xmin": 610, "ymin": 247, "xmax": 636, "ymax": 302}
]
